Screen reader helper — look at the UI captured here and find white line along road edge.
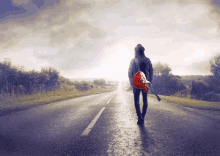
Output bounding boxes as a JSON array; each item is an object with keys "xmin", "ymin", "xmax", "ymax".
[{"xmin": 81, "ymin": 107, "xmax": 106, "ymax": 136}]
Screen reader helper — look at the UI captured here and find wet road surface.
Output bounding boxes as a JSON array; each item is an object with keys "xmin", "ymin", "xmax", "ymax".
[{"xmin": 0, "ymin": 82, "xmax": 220, "ymax": 156}]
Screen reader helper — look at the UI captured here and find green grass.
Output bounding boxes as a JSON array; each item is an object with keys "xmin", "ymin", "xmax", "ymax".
[{"xmin": 0, "ymin": 86, "xmax": 116, "ymax": 112}]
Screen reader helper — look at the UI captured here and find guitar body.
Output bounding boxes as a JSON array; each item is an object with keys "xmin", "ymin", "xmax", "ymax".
[
  {"xmin": 133, "ymin": 71, "xmax": 151, "ymax": 92},
  {"xmin": 132, "ymin": 61, "xmax": 161, "ymax": 101}
]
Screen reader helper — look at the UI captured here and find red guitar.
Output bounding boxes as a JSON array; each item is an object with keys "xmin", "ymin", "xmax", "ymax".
[{"xmin": 133, "ymin": 71, "xmax": 161, "ymax": 101}]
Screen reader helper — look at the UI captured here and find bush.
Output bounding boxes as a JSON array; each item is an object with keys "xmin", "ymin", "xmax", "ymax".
[
  {"xmin": 74, "ymin": 82, "xmax": 93, "ymax": 91},
  {"xmin": 152, "ymin": 74, "xmax": 187, "ymax": 96},
  {"xmin": 93, "ymin": 79, "xmax": 106, "ymax": 86},
  {"xmin": 191, "ymin": 80, "xmax": 212, "ymax": 100},
  {"xmin": 203, "ymin": 92, "xmax": 220, "ymax": 102}
]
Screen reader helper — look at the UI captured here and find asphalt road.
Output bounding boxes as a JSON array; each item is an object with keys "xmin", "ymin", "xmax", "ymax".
[{"xmin": 0, "ymin": 82, "xmax": 220, "ymax": 156}]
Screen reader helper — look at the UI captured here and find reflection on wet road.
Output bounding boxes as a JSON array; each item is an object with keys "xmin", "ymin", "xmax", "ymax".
[{"xmin": 0, "ymin": 82, "xmax": 220, "ymax": 155}]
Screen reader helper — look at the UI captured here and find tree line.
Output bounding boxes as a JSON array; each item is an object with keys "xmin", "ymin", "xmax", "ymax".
[
  {"xmin": 151, "ymin": 53, "xmax": 220, "ymax": 102},
  {"xmin": 0, "ymin": 58, "xmax": 61, "ymax": 95},
  {"xmin": 74, "ymin": 79, "xmax": 107, "ymax": 91},
  {"xmin": 190, "ymin": 53, "xmax": 220, "ymax": 101},
  {"xmin": 0, "ymin": 58, "xmax": 109, "ymax": 96}
]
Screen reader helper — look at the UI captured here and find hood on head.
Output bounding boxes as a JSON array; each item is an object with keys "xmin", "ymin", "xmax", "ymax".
[{"xmin": 135, "ymin": 44, "xmax": 145, "ymax": 57}]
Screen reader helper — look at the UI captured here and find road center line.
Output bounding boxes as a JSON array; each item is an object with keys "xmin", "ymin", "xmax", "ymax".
[
  {"xmin": 107, "ymin": 97, "xmax": 112, "ymax": 104},
  {"xmin": 81, "ymin": 107, "xmax": 106, "ymax": 136}
]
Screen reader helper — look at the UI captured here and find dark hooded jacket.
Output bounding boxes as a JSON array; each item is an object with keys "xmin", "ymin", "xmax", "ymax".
[{"xmin": 128, "ymin": 51, "xmax": 153, "ymax": 87}]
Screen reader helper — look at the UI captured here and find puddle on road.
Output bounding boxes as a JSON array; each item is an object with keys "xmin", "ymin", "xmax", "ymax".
[{"xmin": 106, "ymin": 90, "xmax": 156, "ymax": 155}]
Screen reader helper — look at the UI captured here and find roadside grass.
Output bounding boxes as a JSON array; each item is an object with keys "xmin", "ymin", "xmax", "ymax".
[
  {"xmin": 148, "ymin": 94, "xmax": 220, "ymax": 110},
  {"xmin": 125, "ymin": 89, "xmax": 220, "ymax": 110},
  {"xmin": 0, "ymin": 85, "xmax": 116, "ymax": 112}
]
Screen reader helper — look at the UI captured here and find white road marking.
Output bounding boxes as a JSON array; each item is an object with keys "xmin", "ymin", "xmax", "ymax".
[
  {"xmin": 81, "ymin": 107, "xmax": 106, "ymax": 136},
  {"xmin": 107, "ymin": 97, "xmax": 112, "ymax": 104}
]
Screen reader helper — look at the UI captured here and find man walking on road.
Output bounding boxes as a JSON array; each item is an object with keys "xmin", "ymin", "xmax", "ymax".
[{"xmin": 128, "ymin": 44, "xmax": 153, "ymax": 125}]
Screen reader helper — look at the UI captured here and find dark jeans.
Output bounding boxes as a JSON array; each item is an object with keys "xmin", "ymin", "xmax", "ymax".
[{"xmin": 133, "ymin": 87, "xmax": 148, "ymax": 119}]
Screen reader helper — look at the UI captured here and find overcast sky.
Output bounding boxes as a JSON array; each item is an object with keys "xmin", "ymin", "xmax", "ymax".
[{"xmin": 1, "ymin": 0, "xmax": 220, "ymax": 81}]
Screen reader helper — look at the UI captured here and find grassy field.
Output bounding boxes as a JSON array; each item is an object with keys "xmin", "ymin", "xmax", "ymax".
[
  {"xmin": 148, "ymin": 94, "xmax": 220, "ymax": 110},
  {"xmin": 0, "ymin": 85, "xmax": 117, "ymax": 115},
  {"xmin": 122, "ymin": 80, "xmax": 220, "ymax": 110},
  {"xmin": 125, "ymin": 89, "xmax": 220, "ymax": 110}
]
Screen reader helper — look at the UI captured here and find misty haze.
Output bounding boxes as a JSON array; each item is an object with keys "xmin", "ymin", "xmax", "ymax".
[{"xmin": 0, "ymin": 0, "xmax": 220, "ymax": 155}]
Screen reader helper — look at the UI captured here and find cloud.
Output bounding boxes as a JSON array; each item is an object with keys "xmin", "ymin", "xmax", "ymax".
[
  {"xmin": 186, "ymin": 59, "xmax": 212, "ymax": 75},
  {"xmin": 0, "ymin": 0, "xmax": 122, "ymax": 73},
  {"xmin": 183, "ymin": 47, "xmax": 206, "ymax": 62},
  {"xmin": 1, "ymin": 0, "xmax": 220, "ymax": 78},
  {"xmin": 0, "ymin": 0, "xmax": 95, "ymax": 48},
  {"xmin": 1, "ymin": 0, "xmax": 219, "ymax": 47},
  {"xmin": 172, "ymin": 58, "xmax": 212, "ymax": 76},
  {"xmin": 1, "ymin": 0, "xmax": 220, "ymax": 51}
]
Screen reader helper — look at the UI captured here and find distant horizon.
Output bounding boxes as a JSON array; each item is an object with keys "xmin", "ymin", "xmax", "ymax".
[{"xmin": 68, "ymin": 74, "xmax": 211, "ymax": 82}]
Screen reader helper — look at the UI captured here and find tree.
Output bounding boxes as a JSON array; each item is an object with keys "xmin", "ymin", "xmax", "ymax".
[
  {"xmin": 6, "ymin": 72, "xmax": 18, "ymax": 96},
  {"xmin": 153, "ymin": 62, "xmax": 172, "ymax": 76},
  {"xmin": 17, "ymin": 71, "xmax": 32, "ymax": 94},
  {"xmin": 41, "ymin": 66, "xmax": 60, "ymax": 91},
  {"xmin": 210, "ymin": 53, "xmax": 220, "ymax": 77},
  {"xmin": 191, "ymin": 80, "xmax": 212, "ymax": 100},
  {"xmin": 153, "ymin": 74, "xmax": 186, "ymax": 96},
  {"xmin": 208, "ymin": 53, "xmax": 220, "ymax": 93},
  {"xmin": 0, "ymin": 58, "xmax": 19, "ymax": 94},
  {"xmin": 164, "ymin": 74, "xmax": 186, "ymax": 95},
  {"xmin": 152, "ymin": 62, "xmax": 180, "ymax": 95}
]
